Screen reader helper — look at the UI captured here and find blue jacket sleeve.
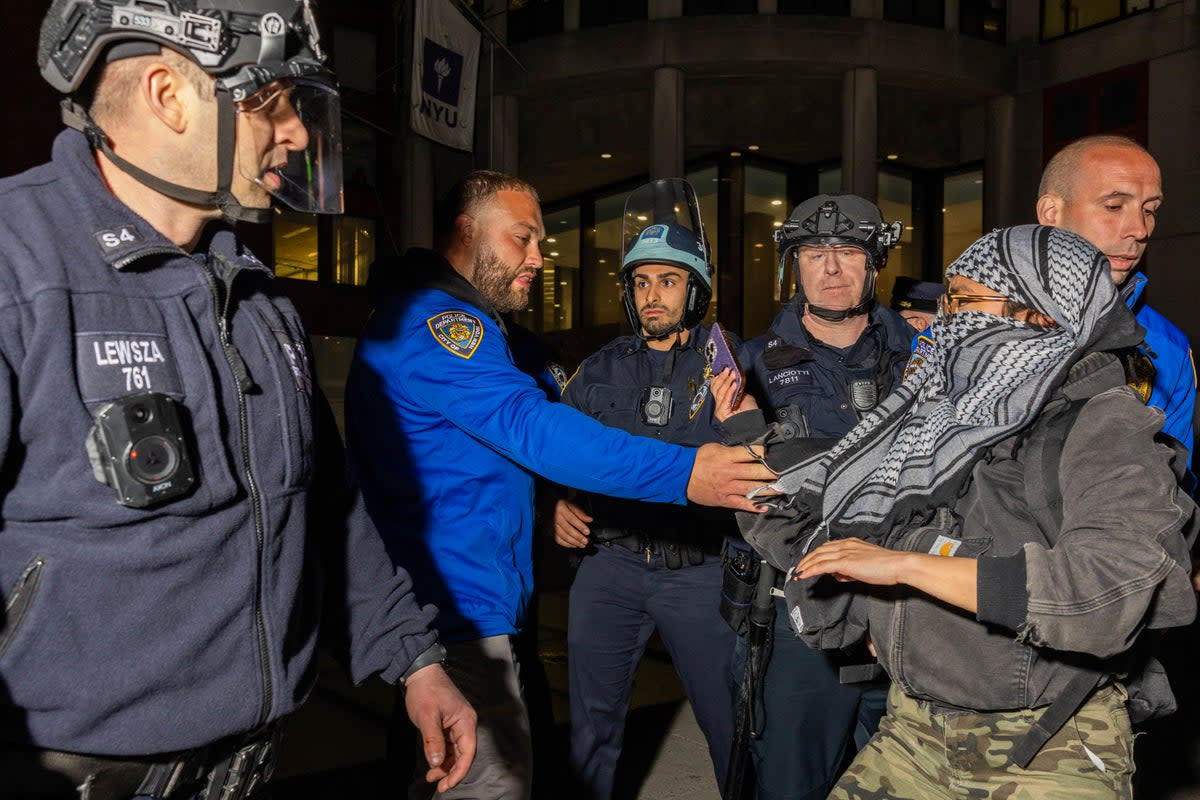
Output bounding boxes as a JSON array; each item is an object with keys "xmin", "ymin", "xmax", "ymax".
[
  {"xmin": 387, "ymin": 312, "xmax": 695, "ymax": 504},
  {"xmin": 1156, "ymin": 346, "xmax": 1196, "ymax": 461}
]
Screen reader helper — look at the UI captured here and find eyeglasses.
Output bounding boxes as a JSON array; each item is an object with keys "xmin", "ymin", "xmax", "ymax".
[{"xmin": 939, "ymin": 291, "xmax": 1009, "ymax": 315}]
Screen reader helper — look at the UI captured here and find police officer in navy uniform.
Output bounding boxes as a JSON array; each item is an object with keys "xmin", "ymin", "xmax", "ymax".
[
  {"xmin": 554, "ymin": 200, "xmax": 737, "ymax": 799},
  {"xmin": 730, "ymin": 194, "xmax": 913, "ymax": 800},
  {"xmin": 0, "ymin": 2, "xmax": 475, "ymax": 797}
]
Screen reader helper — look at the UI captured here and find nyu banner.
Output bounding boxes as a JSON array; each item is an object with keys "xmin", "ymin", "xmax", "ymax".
[{"xmin": 411, "ymin": 0, "xmax": 481, "ymax": 151}]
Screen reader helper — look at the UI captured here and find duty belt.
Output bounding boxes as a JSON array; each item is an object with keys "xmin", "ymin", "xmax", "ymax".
[{"xmin": 3, "ymin": 722, "xmax": 281, "ymax": 800}]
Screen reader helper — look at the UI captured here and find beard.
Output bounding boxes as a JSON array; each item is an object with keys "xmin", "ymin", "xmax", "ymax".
[
  {"xmin": 639, "ymin": 304, "xmax": 684, "ymax": 337},
  {"xmin": 472, "ymin": 241, "xmax": 530, "ymax": 314}
]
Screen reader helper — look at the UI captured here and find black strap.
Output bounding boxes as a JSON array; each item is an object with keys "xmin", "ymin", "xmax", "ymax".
[{"xmin": 1008, "ymin": 670, "xmax": 1104, "ymax": 769}]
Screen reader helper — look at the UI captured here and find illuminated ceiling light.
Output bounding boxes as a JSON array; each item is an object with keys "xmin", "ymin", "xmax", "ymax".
[
  {"xmin": 975, "ymin": 179, "xmax": 983, "ymax": 184},
  {"xmin": 637, "ymin": 215, "xmax": 648, "ymax": 221},
  {"xmin": 905, "ymin": 225, "xmax": 915, "ymax": 231},
  {"xmin": 549, "ymin": 251, "xmax": 560, "ymax": 257},
  {"xmin": 754, "ymin": 243, "xmax": 764, "ymax": 248},
  {"xmin": 560, "ymin": 220, "xmax": 569, "ymax": 225},
  {"xmin": 730, "ymin": 151, "xmax": 742, "ymax": 158},
  {"xmin": 546, "ymin": 237, "xmax": 557, "ymax": 243},
  {"xmin": 600, "ymin": 153, "xmax": 612, "ymax": 159},
  {"xmin": 747, "ymin": 144, "xmax": 760, "ymax": 151},
  {"xmin": 554, "ymin": 303, "xmax": 562, "ymax": 308},
  {"xmin": 941, "ymin": 207, "xmax": 948, "ymax": 213},
  {"xmin": 559, "ymin": 281, "xmax": 568, "ymax": 286},
  {"xmin": 607, "ymin": 271, "xmax": 616, "ymax": 276},
  {"xmin": 770, "ymin": 199, "xmax": 783, "ymax": 206},
  {"xmin": 885, "ymin": 154, "xmax": 899, "ymax": 161},
  {"xmin": 773, "ymin": 221, "xmax": 783, "ymax": 227}
]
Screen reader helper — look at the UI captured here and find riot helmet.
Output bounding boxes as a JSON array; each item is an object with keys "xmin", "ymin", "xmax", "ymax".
[
  {"xmin": 38, "ymin": 0, "xmax": 343, "ymax": 223},
  {"xmin": 620, "ymin": 179, "xmax": 714, "ymax": 340},
  {"xmin": 774, "ymin": 194, "xmax": 901, "ymax": 321}
]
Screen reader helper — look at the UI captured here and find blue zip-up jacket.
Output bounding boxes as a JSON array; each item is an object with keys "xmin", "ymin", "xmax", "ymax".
[
  {"xmin": 345, "ymin": 249, "xmax": 695, "ymax": 644},
  {"xmin": 1124, "ymin": 272, "xmax": 1196, "ymax": 458},
  {"xmin": 0, "ymin": 130, "xmax": 437, "ymax": 756}
]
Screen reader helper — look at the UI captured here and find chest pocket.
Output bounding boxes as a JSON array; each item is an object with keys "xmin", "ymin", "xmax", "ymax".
[
  {"xmin": 581, "ymin": 383, "xmax": 641, "ymax": 433},
  {"xmin": 239, "ymin": 295, "xmax": 315, "ymax": 491},
  {"xmin": 57, "ymin": 292, "xmax": 241, "ymax": 525}
]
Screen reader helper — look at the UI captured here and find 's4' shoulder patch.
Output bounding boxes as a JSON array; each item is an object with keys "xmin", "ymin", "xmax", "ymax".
[{"xmin": 428, "ymin": 310, "xmax": 484, "ymax": 359}]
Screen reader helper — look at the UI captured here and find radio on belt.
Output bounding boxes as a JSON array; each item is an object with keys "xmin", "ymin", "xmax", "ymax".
[{"xmin": 86, "ymin": 392, "xmax": 197, "ymax": 508}]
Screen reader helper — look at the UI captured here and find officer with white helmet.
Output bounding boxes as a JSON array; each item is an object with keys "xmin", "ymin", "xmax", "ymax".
[{"xmin": 1, "ymin": 2, "xmax": 474, "ymax": 796}]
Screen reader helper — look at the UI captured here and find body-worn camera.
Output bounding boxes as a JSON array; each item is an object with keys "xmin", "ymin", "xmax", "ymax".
[
  {"xmin": 86, "ymin": 392, "xmax": 197, "ymax": 508},
  {"xmin": 640, "ymin": 386, "xmax": 674, "ymax": 427}
]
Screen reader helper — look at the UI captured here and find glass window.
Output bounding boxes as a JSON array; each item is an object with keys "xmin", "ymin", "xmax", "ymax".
[
  {"xmin": 1041, "ymin": 0, "xmax": 1151, "ymax": 40},
  {"xmin": 588, "ymin": 193, "xmax": 628, "ymax": 328},
  {"xmin": 742, "ymin": 166, "xmax": 789, "ymax": 339},
  {"xmin": 333, "ymin": 26, "xmax": 377, "ymax": 95},
  {"xmin": 876, "ymin": 172, "xmax": 922, "ymax": 305},
  {"xmin": 539, "ymin": 206, "xmax": 580, "ymax": 332},
  {"xmin": 507, "ymin": 0, "xmax": 564, "ymax": 44},
  {"xmin": 960, "ymin": 0, "xmax": 1005, "ymax": 41},
  {"xmin": 684, "ymin": 0, "xmax": 757, "ymax": 14},
  {"xmin": 942, "ymin": 170, "xmax": 983, "ymax": 269},
  {"xmin": 333, "ymin": 216, "xmax": 375, "ymax": 286},
  {"xmin": 883, "ymin": 0, "xmax": 944, "ymax": 27},
  {"xmin": 342, "ymin": 117, "xmax": 378, "ymax": 189},
  {"xmin": 778, "ymin": 0, "xmax": 851, "ymax": 15},
  {"xmin": 309, "ymin": 335, "xmax": 357, "ymax": 436},
  {"xmin": 686, "ymin": 165, "xmax": 720, "ymax": 322},
  {"xmin": 581, "ymin": 0, "xmax": 647, "ymax": 26},
  {"xmin": 273, "ymin": 211, "xmax": 319, "ymax": 281}
]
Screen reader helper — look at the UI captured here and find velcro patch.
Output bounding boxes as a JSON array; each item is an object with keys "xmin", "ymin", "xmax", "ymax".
[
  {"xmin": 427, "ymin": 311, "xmax": 484, "ymax": 359},
  {"xmin": 928, "ymin": 534, "xmax": 961, "ymax": 557}
]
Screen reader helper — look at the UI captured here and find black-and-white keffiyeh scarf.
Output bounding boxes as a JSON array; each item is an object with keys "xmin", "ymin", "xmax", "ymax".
[{"xmin": 771, "ymin": 224, "xmax": 1140, "ymax": 543}]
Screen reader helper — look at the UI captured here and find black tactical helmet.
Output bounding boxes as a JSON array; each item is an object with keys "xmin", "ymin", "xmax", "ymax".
[
  {"xmin": 38, "ymin": 0, "xmax": 342, "ymax": 223},
  {"xmin": 774, "ymin": 193, "xmax": 902, "ymax": 321}
]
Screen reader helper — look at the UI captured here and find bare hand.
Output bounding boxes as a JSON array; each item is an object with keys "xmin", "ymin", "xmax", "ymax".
[
  {"xmin": 687, "ymin": 442, "xmax": 776, "ymax": 512},
  {"xmin": 710, "ymin": 368, "xmax": 758, "ymax": 423},
  {"xmin": 404, "ymin": 663, "xmax": 478, "ymax": 792},
  {"xmin": 553, "ymin": 498, "xmax": 593, "ymax": 549},
  {"xmin": 794, "ymin": 538, "xmax": 908, "ymax": 586}
]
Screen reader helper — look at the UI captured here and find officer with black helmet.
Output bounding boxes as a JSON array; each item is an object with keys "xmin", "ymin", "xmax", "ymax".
[
  {"xmin": 553, "ymin": 179, "xmax": 738, "ymax": 798},
  {"xmin": 728, "ymin": 194, "xmax": 913, "ymax": 800},
  {"xmin": 0, "ymin": 2, "xmax": 474, "ymax": 797}
]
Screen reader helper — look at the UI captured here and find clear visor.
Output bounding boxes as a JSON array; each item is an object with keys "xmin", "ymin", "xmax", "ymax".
[
  {"xmin": 235, "ymin": 77, "xmax": 344, "ymax": 215},
  {"xmin": 621, "ymin": 178, "xmax": 709, "ymax": 265},
  {"xmin": 775, "ymin": 242, "xmax": 870, "ymax": 302}
]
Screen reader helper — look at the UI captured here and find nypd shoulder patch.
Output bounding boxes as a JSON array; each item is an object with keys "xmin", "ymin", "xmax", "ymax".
[
  {"xmin": 427, "ymin": 311, "xmax": 484, "ymax": 359},
  {"xmin": 902, "ymin": 334, "xmax": 935, "ymax": 384}
]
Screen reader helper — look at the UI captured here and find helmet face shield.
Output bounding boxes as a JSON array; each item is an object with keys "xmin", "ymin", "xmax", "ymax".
[{"xmin": 236, "ymin": 77, "xmax": 344, "ymax": 215}]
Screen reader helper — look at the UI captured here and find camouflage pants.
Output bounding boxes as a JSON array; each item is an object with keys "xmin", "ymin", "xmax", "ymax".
[{"xmin": 829, "ymin": 683, "xmax": 1134, "ymax": 799}]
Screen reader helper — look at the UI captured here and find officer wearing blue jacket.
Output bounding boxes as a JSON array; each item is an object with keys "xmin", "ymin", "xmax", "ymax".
[
  {"xmin": 730, "ymin": 194, "xmax": 913, "ymax": 800},
  {"xmin": 1, "ymin": 2, "xmax": 475, "ymax": 798},
  {"xmin": 1036, "ymin": 134, "xmax": 1196, "ymax": 462},
  {"xmin": 553, "ymin": 219, "xmax": 737, "ymax": 798},
  {"xmin": 345, "ymin": 171, "xmax": 774, "ymax": 800}
]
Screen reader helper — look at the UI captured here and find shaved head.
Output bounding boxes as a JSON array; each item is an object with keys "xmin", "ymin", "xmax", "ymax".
[{"xmin": 1038, "ymin": 135, "xmax": 1151, "ymax": 200}]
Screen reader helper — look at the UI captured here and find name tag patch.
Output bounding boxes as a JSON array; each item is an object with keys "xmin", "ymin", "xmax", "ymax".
[
  {"xmin": 75, "ymin": 332, "xmax": 182, "ymax": 403},
  {"xmin": 768, "ymin": 368, "xmax": 812, "ymax": 389},
  {"xmin": 427, "ymin": 311, "xmax": 483, "ymax": 359},
  {"xmin": 93, "ymin": 225, "xmax": 145, "ymax": 256}
]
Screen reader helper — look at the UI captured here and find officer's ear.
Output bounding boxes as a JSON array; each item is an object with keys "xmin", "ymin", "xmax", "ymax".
[
  {"xmin": 1036, "ymin": 193, "xmax": 1063, "ymax": 226},
  {"xmin": 139, "ymin": 58, "xmax": 195, "ymax": 135}
]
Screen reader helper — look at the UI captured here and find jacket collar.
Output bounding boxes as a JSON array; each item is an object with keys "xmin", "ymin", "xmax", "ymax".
[
  {"xmin": 1121, "ymin": 271, "xmax": 1148, "ymax": 310},
  {"xmin": 52, "ymin": 129, "xmax": 270, "ymax": 275},
  {"xmin": 391, "ymin": 248, "xmax": 508, "ymax": 335}
]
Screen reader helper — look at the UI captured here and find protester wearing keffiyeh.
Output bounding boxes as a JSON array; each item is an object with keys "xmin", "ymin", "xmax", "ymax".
[{"xmin": 749, "ymin": 224, "xmax": 1144, "ymax": 549}]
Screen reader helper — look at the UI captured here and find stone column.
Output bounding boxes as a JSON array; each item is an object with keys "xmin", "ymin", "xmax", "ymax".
[
  {"xmin": 850, "ymin": 0, "xmax": 883, "ymax": 19},
  {"xmin": 841, "ymin": 67, "xmax": 878, "ymax": 201},
  {"xmin": 648, "ymin": 0, "xmax": 684, "ymax": 21},
  {"xmin": 983, "ymin": 94, "xmax": 1017, "ymax": 229},
  {"xmin": 651, "ymin": 67, "xmax": 685, "ymax": 179},
  {"xmin": 564, "ymin": 0, "xmax": 580, "ymax": 31},
  {"xmin": 399, "ymin": 134, "xmax": 434, "ymax": 249},
  {"xmin": 490, "ymin": 94, "xmax": 520, "ymax": 175},
  {"xmin": 757, "ymin": 0, "xmax": 778, "ymax": 13},
  {"xmin": 944, "ymin": 0, "xmax": 959, "ymax": 32}
]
